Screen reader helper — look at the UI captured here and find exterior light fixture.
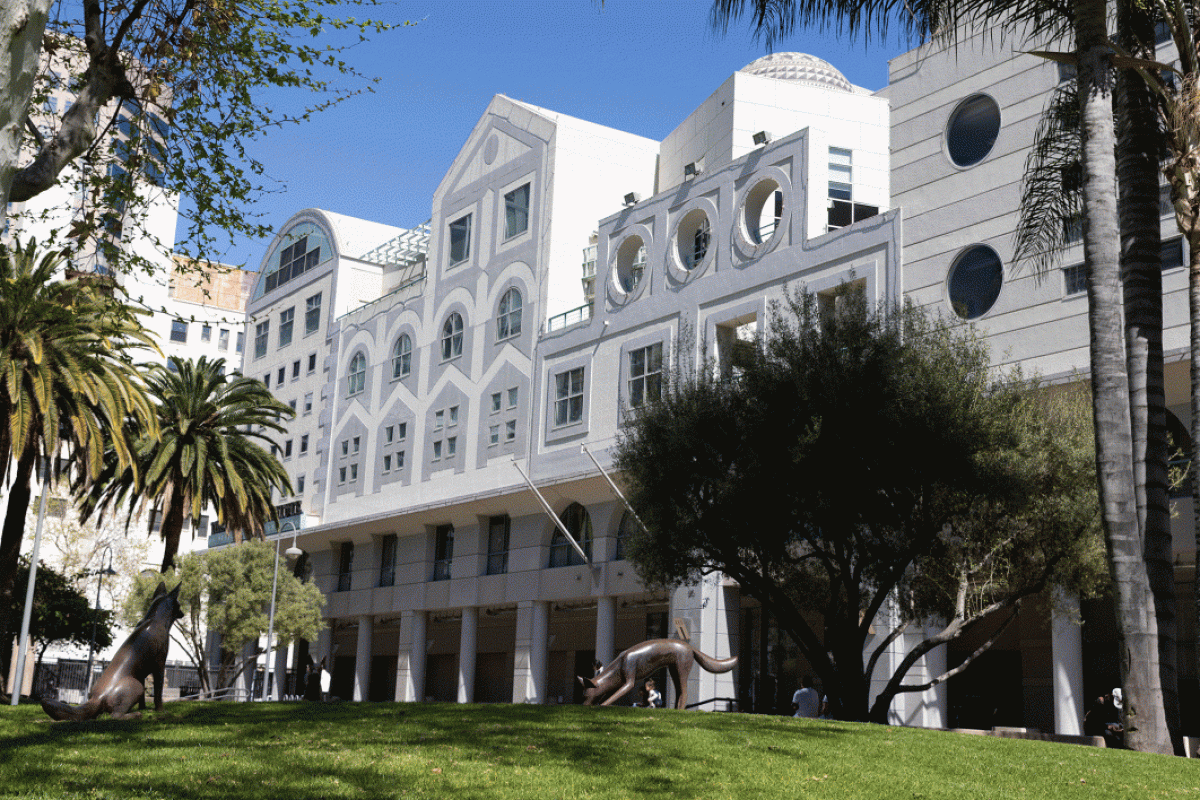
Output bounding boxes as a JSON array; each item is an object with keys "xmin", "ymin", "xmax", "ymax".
[
  {"xmin": 684, "ymin": 161, "xmax": 702, "ymax": 179},
  {"xmin": 752, "ymin": 130, "xmax": 772, "ymax": 145},
  {"xmin": 623, "ymin": 192, "xmax": 641, "ymax": 207}
]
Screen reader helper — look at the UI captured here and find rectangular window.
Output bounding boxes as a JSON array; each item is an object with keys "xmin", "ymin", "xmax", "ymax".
[
  {"xmin": 350, "ymin": 463, "xmax": 358, "ymax": 481},
  {"xmin": 263, "ymin": 373, "xmax": 271, "ymax": 389},
  {"xmin": 288, "ymin": 399, "xmax": 297, "ymax": 412},
  {"xmin": 254, "ymin": 321, "xmax": 269, "ymax": 359},
  {"xmin": 397, "ymin": 422, "xmax": 407, "ymax": 441},
  {"xmin": 446, "ymin": 437, "xmax": 457, "ymax": 457},
  {"xmin": 491, "ymin": 392, "xmax": 502, "ymax": 413},
  {"xmin": 277, "ymin": 367, "xmax": 286, "ymax": 386},
  {"xmin": 284, "ymin": 439, "xmax": 293, "ymax": 458},
  {"xmin": 218, "ymin": 329, "xmax": 230, "ymax": 351},
  {"xmin": 506, "ymin": 419, "xmax": 517, "ymax": 441},
  {"xmin": 197, "ymin": 514, "xmax": 210, "ymax": 538},
  {"xmin": 306, "ymin": 293, "xmax": 322, "ymax": 335},
  {"xmin": 292, "ymin": 360, "xmax": 300, "ymax": 380},
  {"xmin": 629, "ymin": 343, "xmax": 663, "ymax": 407},
  {"xmin": 383, "ymin": 454, "xmax": 392, "ymax": 472},
  {"xmin": 396, "ymin": 450, "xmax": 405, "ymax": 468},
  {"xmin": 300, "ymin": 434, "xmax": 308, "ymax": 455},
  {"xmin": 201, "ymin": 324, "xmax": 212, "ymax": 342},
  {"xmin": 379, "ymin": 534, "xmax": 397, "ymax": 588},
  {"xmin": 337, "ymin": 542, "xmax": 353, "ymax": 592},
  {"xmin": 339, "ymin": 466, "xmax": 347, "ymax": 483},
  {"xmin": 341, "ymin": 440, "xmax": 349, "ymax": 457},
  {"xmin": 448, "ymin": 405, "xmax": 459, "ymax": 427},
  {"xmin": 504, "ymin": 183, "xmax": 530, "ymax": 239},
  {"xmin": 352, "ymin": 436, "xmax": 361, "ymax": 454},
  {"xmin": 304, "ymin": 393, "xmax": 313, "ymax": 414},
  {"xmin": 435, "ymin": 410, "xmax": 444, "ymax": 430},
  {"xmin": 555, "ymin": 367, "xmax": 585, "ymax": 426},
  {"xmin": 279, "ymin": 307, "xmax": 294, "ymax": 347},
  {"xmin": 1063, "ymin": 264, "xmax": 1086, "ymax": 296},
  {"xmin": 1163, "ymin": 237, "xmax": 1185, "ymax": 271},
  {"xmin": 486, "ymin": 515, "xmax": 510, "ymax": 575},
  {"xmin": 449, "ymin": 214, "xmax": 472, "ymax": 265},
  {"xmin": 433, "ymin": 440, "xmax": 442, "ymax": 460},
  {"xmin": 433, "ymin": 524, "xmax": 454, "ymax": 581},
  {"xmin": 507, "ymin": 387, "xmax": 519, "ymax": 409},
  {"xmin": 236, "ymin": 331, "xmax": 245, "ymax": 353},
  {"xmin": 385, "ymin": 425, "xmax": 394, "ymax": 444},
  {"xmin": 170, "ymin": 319, "xmax": 188, "ymax": 343},
  {"xmin": 308, "ymin": 353, "xmax": 317, "ymax": 373},
  {"xmin": 489, "ymin": 425, "xmax": 499, "ymax": 446},
  {"xmin": 297, "ymin": 474, "xmax": 305, "ymax": 494}
]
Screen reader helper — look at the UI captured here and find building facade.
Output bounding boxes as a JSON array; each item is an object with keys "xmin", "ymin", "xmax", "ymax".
[{"xmin": 242, "ymin": 38, "xmax": 1196, "ymax": 734}]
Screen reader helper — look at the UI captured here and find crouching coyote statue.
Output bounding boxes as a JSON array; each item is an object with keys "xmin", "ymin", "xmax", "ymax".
[
  {"xmin": 41, "ymin": 582, "xmax": 183, "ymax": 721},
  {"xmin": 578, "ymin": 639, "xmax": 737, "ymax": 710}
]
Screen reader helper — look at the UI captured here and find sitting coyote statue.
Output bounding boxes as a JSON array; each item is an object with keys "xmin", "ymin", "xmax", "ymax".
[
  {"xmin": 41, "ymin": 582, "xmax": 183, "ymax": 721},
  {"xmin": 578, "ymin": 639, "xmax": 737, "ymax": 710}
]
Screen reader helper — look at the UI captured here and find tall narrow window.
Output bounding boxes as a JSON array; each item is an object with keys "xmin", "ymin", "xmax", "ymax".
[
  {"xmin": 348, "ymin": 352, "xmax": 366, "ymax": 396},
  {"xmin": 201, "ymin": 325, "xmax": 212, "ymax": 342},
  {"xmin": 442, "ymin": 313, "xmax": 464, "ymax": 360},
  {"xmin": 504, "ymin": 183, "xmax": 530, "ymax": 239},
  {"xmin": 449, "ymin": 214, "xmax": 472, "ymax": 265},
  {"xmin": 554, "ymin": 367, "xmax": 585, "ymax": 426},
  {"xmin": 487, "ymin": 515, "xmax": 510, "ymax": 575},
  {"xmin": 549, "ymin": 502, "xmax": 592, "ymax": 567},
  {"xmin": 392, "ymin": 334, "xmax": 412, "ymax": 378},
  {"xmin": 170, "ymin": 319, "xmax": 188, "ymax": 343},
  {"xmin": 254, "ymin": 321, "xmax": 269, "ymax": 359},
  {"xmin": 236, "ymin": 331, "xmax": 245, "ymax": 353},
  {"xmin": 433, "ymin": 524, "xmax": 454, "ymax": 581},
  {"xmin": 628, "ymin": 343, "xmax": 663, "ymax": 407},
  {"xmin": 218, "ymin": 329, "xmax": 230, "ymax": 351},
  {"xmin": 497, "ymin": 287, "xmax": 522, "ymax": 340},
  {"xmin": 379, "ymin": 534, "xmax": 398, "ymax": 587},
  {"xmin": 337, "ymin": 542, "xmax": 354, "ymax": 592},
  {"xmin": 305, "ymin": 292, "xmax": 322, "ymax": 335},
  {"xmin": 615, "ymin": 510, "xmax": 636, "ymax": 561},
  {"xmin": 308, "ymin": 353, "xmax": 317, "ymax": 373},
  {"xmin": 278, "ymin": 307, "xmax": 294, "ymax": 347}
]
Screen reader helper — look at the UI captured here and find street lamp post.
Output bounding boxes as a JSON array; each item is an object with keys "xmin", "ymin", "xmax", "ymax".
[
  {"xmin": 262, "ymin": 532, "xmax": 303, "ymax": 701},
  {"xmin": 85, "ymin": 545, "xmax": 118, "ymax": 696}
]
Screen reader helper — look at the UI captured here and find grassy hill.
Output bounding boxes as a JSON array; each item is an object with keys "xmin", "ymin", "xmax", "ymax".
[{"xmin": 0, "ymin": 701, "xmax": 1194, "ymax": 799}]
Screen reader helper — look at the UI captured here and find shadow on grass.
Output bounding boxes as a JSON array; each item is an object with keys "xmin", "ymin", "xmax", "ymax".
[{"xmin": 0, "ymin": 702, "xmax": 879, "ymax": 800}]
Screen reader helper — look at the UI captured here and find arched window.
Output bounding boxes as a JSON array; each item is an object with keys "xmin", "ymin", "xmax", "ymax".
[
  {"xmin": 497, "ymin": 287, "xmax": 522, "ymax": 340},
  {"xmin": 347, "ymin": 352, "xmax": 365, "ymax": 396},
  {"xmin": 442, "ymin": 313, "xmax": 463, "ymax": 360},
  {"xmin": 549, "ymin": 502, "xmax": 592, "ymax": 567},
  {"xmin": 392, "ymin": 334, "xmax": 412, "ymax": 378}
]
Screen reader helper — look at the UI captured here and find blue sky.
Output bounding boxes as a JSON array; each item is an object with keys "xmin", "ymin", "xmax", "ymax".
[{"xmin": 207, "ymin": 0, "xmax": 912, "ymax": 269}]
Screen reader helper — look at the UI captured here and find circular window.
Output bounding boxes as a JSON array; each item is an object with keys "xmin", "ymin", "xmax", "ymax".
[
  {"xmin": 675, "ymin": 209, "xmax": 711, "ymax": 271},
  {"xmin": 946, "ymin": 95, "xmax": 1000, "ymax": 167},
  {"xmin": 742, "ymin": 179, "xmax": 784, "ymax": 245},
  {"xmin": 615, "ymin": 235, "xmax": 647, "ymax": 293},
  {"xmin": 948, "ymin": 245, "xmax": 1004, "ymax": 319}
]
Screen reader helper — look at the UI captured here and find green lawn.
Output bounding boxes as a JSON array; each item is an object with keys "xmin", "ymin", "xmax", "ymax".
[{"xmin": 0, "ymin": 701, "xmax": 1195, "ymax": 799}]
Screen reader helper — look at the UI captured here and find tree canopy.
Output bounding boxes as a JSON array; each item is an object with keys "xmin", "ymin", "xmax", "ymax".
[
  {"xmin": 615, "ymin": 289, "xmax": 1105, "ymax": 722},
  {"xmin": 123, "ymin": 539, "xmax": 323, "ymax": 695}
]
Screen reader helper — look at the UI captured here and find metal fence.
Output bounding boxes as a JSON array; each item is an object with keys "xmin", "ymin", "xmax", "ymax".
[{"xmin": 32, "ymin": 658, "xmax": 204, "ymax": 703}]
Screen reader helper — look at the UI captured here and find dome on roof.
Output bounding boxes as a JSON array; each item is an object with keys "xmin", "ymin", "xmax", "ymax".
[{"xmin": 739, "ymin": 53, "xmax": 853, "ymax": 92}]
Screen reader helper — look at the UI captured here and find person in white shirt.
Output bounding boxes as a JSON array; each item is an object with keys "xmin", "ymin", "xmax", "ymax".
[{"xmin": 792, "ymin": 675, "xmax": 820, "ymax": 718}]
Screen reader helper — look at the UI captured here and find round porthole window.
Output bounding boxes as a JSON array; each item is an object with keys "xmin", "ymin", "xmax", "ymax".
[
  {"xmin": 946, "ymin": 95, "xmax": 1001, "ymax": 167},
  {"xmin": 676, "ymin": 209, "xmax": 711, "ymax": 271},
  {"xmin": 742, "ymin": 179, "xmax": 784, "ymax": 245},
  {"xmin": 948, "ymin": 245, "xmax": 1004, "ymax": 319},
  {"xmin": 615, "ymin": 235, "xmax": 647, "ymax": 294}
]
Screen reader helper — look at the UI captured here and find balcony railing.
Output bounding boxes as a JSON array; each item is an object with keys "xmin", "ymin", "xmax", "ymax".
[{"xmin": 546, "ymin": 303, "xmax": 592, "ymax": 332}]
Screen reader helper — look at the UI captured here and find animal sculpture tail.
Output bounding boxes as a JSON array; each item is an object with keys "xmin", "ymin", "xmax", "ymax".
[
  {"xmin": 40, "ymin": 697, "xmax": 103, "ymax": 722},
  {"xmin": 692, "ymin": 648, "xmax": 737, "ymax": 674}
]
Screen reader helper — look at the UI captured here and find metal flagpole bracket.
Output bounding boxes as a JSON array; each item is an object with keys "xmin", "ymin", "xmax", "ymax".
[{"xmin": 512, "ymin": 458, "xmax": 591, "ymax": 566}]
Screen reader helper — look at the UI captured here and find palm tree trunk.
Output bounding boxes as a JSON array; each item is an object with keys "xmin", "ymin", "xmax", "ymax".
[
  {"xmin": 1076, "ymin": 0, "xmax": 1171, "ymax": 753},
  {"xmin": 1116, "ymin": 1, "xmax": 1180, "ymax": 752},
  {"xmin": 159, "ymin": 489, "xmax": 187, "ymax": 573}
]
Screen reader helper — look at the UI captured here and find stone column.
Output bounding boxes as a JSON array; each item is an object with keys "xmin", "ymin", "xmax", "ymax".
[
  {"xmin": 398, "ymin": 610, "xmax": 428, "ymax": 702},
  {"xmin": 513, "ymin": 600, "xmax": 550, "ymax": 703},
  {"xmin": 273, "ymin": 645, "xmax": 289, "ymax": 700},
  {"xmin": 354, "ymin": 614, "xmax": 373, "ymax": 702},
  {"xmin": 595, "ymin": 596, "xmax": 616, "ymax": 667},
  {"xmin": 1052, "ymin": 592, "xmax": 1084, "ymax": 735},
  {"xmin": 458, "ymin": 606, "xmax": 478, "ymax": 704}
]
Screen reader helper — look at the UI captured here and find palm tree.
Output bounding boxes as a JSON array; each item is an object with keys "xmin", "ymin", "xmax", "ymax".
[
  {"xmin": 81, "ymin": 356, "xmax": 294, "ymax": 572},
  {"xmin": 709, "ymin": 0, "xmax": 1173, "ymax": 752},
  {"xmin": 0, "ymin": 239, "xmax": 156, "ymax": 660}
]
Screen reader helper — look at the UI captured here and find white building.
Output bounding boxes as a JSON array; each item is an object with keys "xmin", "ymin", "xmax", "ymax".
[{"xmin": 241, "ymin": 35, "xmax": 1193, "ymax": 734}]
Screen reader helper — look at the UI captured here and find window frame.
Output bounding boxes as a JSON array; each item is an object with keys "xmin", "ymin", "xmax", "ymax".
[
  {"xmin": 549, "ymin": 503, "xmax": 592, "ymax": 568},
  {"xmin": 347, "ymin": 352, "xmax": 366, "ymax": 396},
  {"xmin": 504, "ymin": 183, "xmax": 531, "ymax": 240},
  {"xmin": 305, "ymin": 292, "xmax": 322, "ymax": 335},
  {"xmin": 486, "ymin": 515, "xmax": 510, "ymax": 575},
  {"xmin": 554, "ymin": 366, "xmax": 585, "ymax": 428},
  {"xmin": 448, "ymin": 213, "xmax": 472, "ymax": 266},
  {"xmin": 278, "ymin": 307, "xmax": 295, "ymax": 348},
  {"xmin": 170, "ymin": 319, "xmax": 188, "ymax": 343},
  {"xmin": 433, "ymin": 524, "xmax": 454, "ymax": 581},
  {"xmin": 496, "ymin": 286, "xmax": 523, "ymax": 341},
  {"xmin": 378, "ymin": 534, "xmax": 398, "ymax": 587},
  {"xmin": 441, "ymin": 313, "xmax": 464, "ymax": 361},
  {"xmin": 254, "ymin": 320, "xmax": 269, "ymax": 359},
  {"xmin": 392, "ymin": 334, "xmax": 413, "ymax": 378}
]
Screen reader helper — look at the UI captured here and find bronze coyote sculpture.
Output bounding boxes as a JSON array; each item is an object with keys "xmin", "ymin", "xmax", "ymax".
[
  {"xmin": 41, "ymin": 582, "xmax": 183, "ymax": 721},
  {"xmin": 578, "ymin": 639, "xmax": 737, "ymax": 710}
]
